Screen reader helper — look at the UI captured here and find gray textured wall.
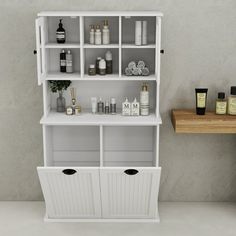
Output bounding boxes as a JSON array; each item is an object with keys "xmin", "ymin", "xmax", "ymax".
[{"xmin": 0, "ymin": 0, "xmax": 235, "ymax": 201}]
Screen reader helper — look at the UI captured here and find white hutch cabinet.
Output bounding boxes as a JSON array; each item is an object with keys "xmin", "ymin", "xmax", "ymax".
[{"xmin": 35, "ymin": 11, "xmax": 163, "ymax": 222}]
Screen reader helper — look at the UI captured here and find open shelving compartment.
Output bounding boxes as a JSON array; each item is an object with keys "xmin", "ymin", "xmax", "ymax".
[{"xmin": 36, "ymin": 11, "xmax": 163, "ymax": 222}]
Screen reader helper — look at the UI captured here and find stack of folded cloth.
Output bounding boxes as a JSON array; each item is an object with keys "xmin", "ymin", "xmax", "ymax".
[{"xmin": 125, "ymin": 61, "xmax": 150, "ymax": 76}]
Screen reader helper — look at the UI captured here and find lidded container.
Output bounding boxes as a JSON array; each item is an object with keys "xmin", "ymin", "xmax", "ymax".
[
  {"xmin": 216, "ymin": 92, "xmax": 227, "ymax": 115},
  {"xmin": 228, "ymin": 86, "xmax": 236, "ymax": 115}
]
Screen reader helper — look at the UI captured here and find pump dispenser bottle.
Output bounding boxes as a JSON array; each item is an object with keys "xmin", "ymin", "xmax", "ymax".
[
  {"xmin": 95, "ymin": 25, "xmax": 102, "ymax": 45},
  {"xmin": 89, "ymin": 25, "xmax": 95, "ymax": 44},
  {"xmin": 60, "ymin": 49, "xmax": 66, "ymax": 72},
  {"xmin": 140, "ymin": 83, "xmax": 150, "ymax": 116},
  {"xmin": 102, "ymin": 20, "xmax": 110, "ymax": 44},
  {"xmin": 56, "ymin": 19, "xmax": 66, "ymax": 43}
]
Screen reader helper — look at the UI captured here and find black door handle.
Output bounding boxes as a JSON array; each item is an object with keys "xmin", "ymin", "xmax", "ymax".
[
  {"xmin": 33, "ymin": 50, "xmax": 37, "ymax": 55},
  {"xmin": 160, "ymin": 49, "xmax": 165, "ymax": 54},
  {"xmin": 62, "ymin": 169, "xmax": 77, "ymax": 175},
  {"xmin": 124, "ymin": 169, "xmax": 139, "ymax": 175}
]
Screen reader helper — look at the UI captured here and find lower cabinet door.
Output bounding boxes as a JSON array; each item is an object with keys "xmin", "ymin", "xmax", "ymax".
[
  {"xmin": 37, "ymin": 167, "xmax": 101, "ymax": 219},
  {"xmin": 100, "ymin": 167, "xmax": 161, "ymax": 219}
]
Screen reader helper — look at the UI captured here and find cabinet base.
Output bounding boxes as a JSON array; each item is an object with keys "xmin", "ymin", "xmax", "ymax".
[{"xmin": 44, "ymin": 214, "xmax": 160, "ymax": 223}]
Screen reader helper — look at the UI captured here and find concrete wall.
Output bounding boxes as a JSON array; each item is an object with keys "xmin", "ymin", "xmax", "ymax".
[{"xmin": 0, "ymin": 0, "xmax": 235, "ymax": 200}]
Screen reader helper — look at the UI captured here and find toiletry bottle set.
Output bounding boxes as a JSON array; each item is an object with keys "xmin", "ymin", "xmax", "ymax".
[
  {"xmin": 214, "ymin": 87, "xmax": 236, "ymax": 115},
  {"xmin": 88, "ymin": 51, "xmax": 113, "ymax": 76},
  {"xmin": 91, "ymin": 97, "xmax": 117, "ymax": 115},
  {"xmin": 60, "ymin": 49, "xmax": 73, "ymax": 73},
  {"xmin": 66, "ymin": 88, "xmax": 81, "ymax": 115},
  {"xmin": 89, "ymin": 20, "xmax": 110, "ymax": 45},
  {"xmin": 56, "ymin": 19, "xmax": 66, "ymax": 43},
  {"xmin": 135, "ymin": 20, "xmax": 147, "ymax": 46},
  {"xmin": 195, "ymin": 86, "xmax": 236, "ymax": 116},
  {"xmin": 122, "ymin": 83, "xmax": 150, "ymax": 116}
]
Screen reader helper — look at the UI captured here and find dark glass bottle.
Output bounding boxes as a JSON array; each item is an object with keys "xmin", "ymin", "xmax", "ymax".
[
  {"xmin": 56, "ymin": 19, "xmax": 66, "ymax": 43},
  {"xmin": 60, "ymin": 49, "xmax": 66, "ymax": 72}
]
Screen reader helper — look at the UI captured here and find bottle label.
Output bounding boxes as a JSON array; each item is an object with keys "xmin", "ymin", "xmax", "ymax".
[
  {"xmin": 216, "ymin": 101, "xmax": 227, "ymax": 114},
  {"xmin": 228, "ymin": 97, "xmax": 236, "ymax": 114},
  {"xmin": 60, "ymin": 59, "xmax": 66, "ymax": 66},
  {"xmin": 197, "ymin": 93, "xmax": 206, "ymax": 108},
  {"xmin": 122, "ymin": 103, "xmax": 131, "ymax": 116},
  {"xmin": 140, "ymin": 92, "xmax": 149, "ymax": 105},
  {"xmin": 66, "ymin": 60, "xmax": 72, "ymax": 67},
  {"xmin": 56, "ymin": 32, "xmax": 65, "ymax": 39}
]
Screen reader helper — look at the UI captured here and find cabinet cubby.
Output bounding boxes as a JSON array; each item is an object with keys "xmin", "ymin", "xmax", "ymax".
[
  {"xmin": 122, "ymin": 16, "xmax": 156, "ymax": 45},
  {"xmin": 47, "ymin": 16, "xmax": 80, "ymax": 44},
  {"xmin": 36, "ymin": 11, "xmax": 163, "ymax": 222},
  {"xmin": 46, "ymin": 48, "xmax": 80, "ymax": 74},
  {"xmin": 83, "ymin": 16, "xmax": 119, "ymax": 44}
]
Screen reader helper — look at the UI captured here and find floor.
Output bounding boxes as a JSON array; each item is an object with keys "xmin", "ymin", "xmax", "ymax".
[{"xmin": 0, "ymin": 202, "xmax": 236, "ymax": 236}]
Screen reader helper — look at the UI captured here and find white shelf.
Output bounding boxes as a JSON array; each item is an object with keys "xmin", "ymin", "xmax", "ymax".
[
  {"xmin": 84, "ymin": 44, "xmax": 119, "ymax": 49},
  {"xmin": 45, "ymin": 43, "xmax": 80, "ymax": 49},
  {"xmin": 46, "ymin": 72, "xmax": 80, "ymax": 80},
  {"xmin": 45, "ymin": 73, "xmax": 157, "ymax": 81},
  {"xmin": 38, "ymin": 11, "xmax": 164, "ymax": 17},
  {"xmin": 122, "ymin": 44, "xmax": 156, "ymax": 49},
  {"xmin": 40, "ymin": 111, "xmax": 162, "ymax": 126}
]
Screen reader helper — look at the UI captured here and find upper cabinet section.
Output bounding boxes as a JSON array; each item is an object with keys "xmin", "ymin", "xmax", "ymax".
[{"xmin": 35, "ymin": 12, "xmax": 162, "ymax": 83}]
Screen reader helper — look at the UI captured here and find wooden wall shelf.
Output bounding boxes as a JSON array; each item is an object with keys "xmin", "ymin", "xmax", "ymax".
[{"xmin": 171, "ymin": 109, "xmax": 236, "ymax": 134}]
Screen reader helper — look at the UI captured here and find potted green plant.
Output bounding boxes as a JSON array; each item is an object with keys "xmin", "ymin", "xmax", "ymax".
[{"xmin": 49, "ymin": 80, "xmax": 71, "ymax": 112}]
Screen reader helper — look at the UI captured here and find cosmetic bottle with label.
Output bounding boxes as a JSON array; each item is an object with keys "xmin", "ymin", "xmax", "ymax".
[
  {"xmin": 89, "ymin": 25, "xmax": 95, "ymax": 44},
  {"xmin": 135, "ymin": 21, "xmax": 142, "ymax": 46},
  {"xmin": 95, "ymin": 25, "xmax": 102, "ymax": 45},
  {"xmin": 216, "ymin": 92, "xmax": 227, "ymax": 115},
  {"xmin": 66, "ymin": 106, "xmax": 73, "ymax": 115},
  {"xmin": 105, "ymin": 101, "xmax": 110, "ymax": 114},
  {"xmin": 60, "ymin": 49, "xmax": 66, "ymax": 72},
  {"xmin": 110, "ymin": 98, "xmax": 116, "ymax": 114},
  {"xmin": 88, "ymin": 64, "xmax": 96, "ymax": 75},
  {"xmin": 131, "ymin": 98, "xmax": 140, "ymax": 116},
  {"xmin": 122, "ymin": 98, "xmax": 131, "ymax": 116},
  {"xmin": 105, "ymin": 51, "xmax": 112, "ymax": 74},
  {"xmin": 96, "ymin": 57, "xmax": 101, "ymax": 74},
  {"xmin": 140, "ymin": 83, "xmax": 149, "ymax": 116},
  {"xmin": 56, "ymin": 19, "xmax": 66, "ymax": 43},
  {"xmin": 91, "ymin": 97, "xmax": 97, "ymax": 114},
  {"xmin": 142, "ymin": 21, "xmax": 147, "ymax": 45},
  {"xmin": 99, "ymin": 59, "xmax": 106, "ymax": 75},
  {"xmin": 97, "ymin": 98, "xmax": 104, "ymax": 114},
  {"xmin": 66, "ymin": 50, "xmax": 73, "ymax": 73},
  {"xmin": 228, "ymin": 86, "xmax": 236, "ymax": 115},
  {"xmin": 195, "ymin": 88, "xmax": 208, "ymax": 115},
  {"xmin": 102, "ymin": 20, "xmax": 110, "ymax": 44}
]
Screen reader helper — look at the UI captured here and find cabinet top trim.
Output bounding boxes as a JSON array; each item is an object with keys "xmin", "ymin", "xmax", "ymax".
[{"xmin": 38, "ymin": 11, "xmax": 163, "ymax": 17}]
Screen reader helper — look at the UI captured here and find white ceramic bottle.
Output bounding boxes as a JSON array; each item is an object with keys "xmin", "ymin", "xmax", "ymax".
[
  {"xmin": 95, "ymin": 25, "xmax": 102, "ymax": 45},
  {"xmin": 102, "ymin": 20, "xmax": 110, "ymax": 44},
  {"xmin": 66, "ymin": 50, "xmax": 73, "ymax": 73},
  {"xmin": 122, "ymin": 98, "xmax": 131, "ymax": 116},
  {"xmin": 89, "ymin": 25, "xmax": 95, "ymax": 44},
  {"xmin": 140, "ymin": 83, "xmax": 149, "ymax": 116}
]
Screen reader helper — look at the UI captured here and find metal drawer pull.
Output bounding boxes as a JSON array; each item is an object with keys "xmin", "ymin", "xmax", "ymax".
[
  {"xmin": 124, "ymin": 169, "xmax": 139, "ymax": 175},
  {"xmin": 62, "ymin": 169, "xmax": 77, "ymax": 175}
]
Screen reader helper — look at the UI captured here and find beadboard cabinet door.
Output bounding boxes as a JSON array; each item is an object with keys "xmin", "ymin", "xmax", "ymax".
[
  {"xmin": 37, "ymin": 167, "xmax": 101, "ymax": 219},
  {"xmin": 100, "ymin": 167, "xmax": 161, "ymax": 219}
]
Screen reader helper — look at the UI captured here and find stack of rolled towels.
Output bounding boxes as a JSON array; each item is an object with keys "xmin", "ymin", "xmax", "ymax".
[{"xmin": 125, "ymin": 61, "xmax": 150, "ymax": 76}]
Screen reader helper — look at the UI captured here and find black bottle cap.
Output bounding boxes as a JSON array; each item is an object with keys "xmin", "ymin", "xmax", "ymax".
[
  {"xmin": 218, "ymin": 92, "xmax": 225, "ymax": 99},
  {"xmin": 230, "ymin": 86, "xmax": 236, "ymax": 95}
]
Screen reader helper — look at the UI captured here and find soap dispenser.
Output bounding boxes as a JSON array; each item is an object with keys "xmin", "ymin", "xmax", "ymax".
[
  {"xmin": 56, "ymin": 19, "xmax": 66, "ymax": 43},
  {"xmin": 102, "ymin": 20, "xmax": 110, "ymax": 44},
  {"xmin": 122, "ymin": 98, "xmax": 131, "ymax": 116}
]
